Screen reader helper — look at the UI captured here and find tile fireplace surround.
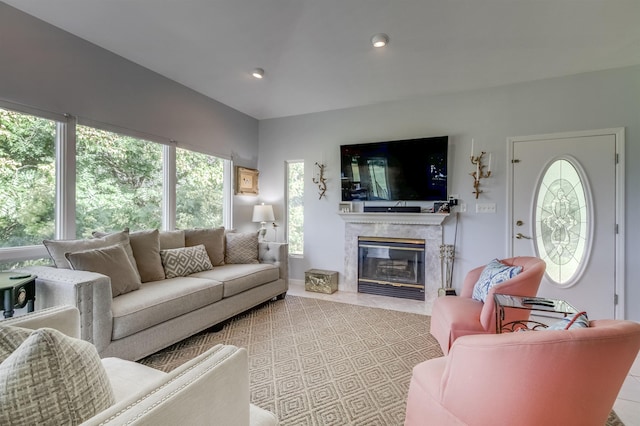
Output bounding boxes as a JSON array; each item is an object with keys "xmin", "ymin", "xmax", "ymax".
[{"xmin": 339, "ymin": 212, "xmax": 448, "ymax": 311}]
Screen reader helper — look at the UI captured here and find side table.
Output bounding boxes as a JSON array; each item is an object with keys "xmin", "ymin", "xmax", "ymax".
[
  {"xmin": 0, "ymin": 272, "xmax": 36, "ymax": 318},
  {"xmin": 493, "ymin": 293, "xmax": 578, "ymax": 333}
]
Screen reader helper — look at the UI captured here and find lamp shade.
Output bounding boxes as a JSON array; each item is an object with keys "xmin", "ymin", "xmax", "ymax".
[{"xmin": 252, "ymin": 204, "xmax": 275, "ymax": 222}]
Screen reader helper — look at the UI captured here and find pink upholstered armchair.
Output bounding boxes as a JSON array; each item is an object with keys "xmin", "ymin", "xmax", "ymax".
[
  {"xmin": 405, "ymin": 319, "xmax": 640, "ymax": 426},
  {"xmin": 430, "ymin": 256, "xmax": 545, "ymax": 354}
]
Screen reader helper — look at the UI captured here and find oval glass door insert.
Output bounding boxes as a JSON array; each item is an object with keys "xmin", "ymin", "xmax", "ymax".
[{"xmin": 534, "ymin": 158, "xmax": 591, "ymax": 286}]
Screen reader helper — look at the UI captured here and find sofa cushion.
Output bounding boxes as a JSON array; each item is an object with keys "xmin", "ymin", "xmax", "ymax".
[
  {"xmin": 185, "ymin": 227, "xmax": 226, "ymax": 266},
  {"xmin": 93, "ymin": 229, "xmax": 165, "ymax": 283},
  {"xmin": 129, "ymin": 229, "xmax": 165, "ymax": 283},
  {"xmin": 110, "ymin": 277, "xmax": 223, "ymax": 340},
  {"xmin": 225, "ymin": 232, "xmax": 259, "ymax": 264},
  {"xmin": 472, "ymin": 259, "xmax": 523, "ymax": 302},
  {"xmin": 43, "ymin": 230, "xmax": 137, "ymax": 274},
  {"xmin": 191, "ymin": 264, "xmax": 279, "ymax": 298},
  {"xmin": 0, "ymin": 326, "xmax": 115, "ymax": 425},
  {"xmin": 159, "ymin": 230, "xmax": 185, "ymax": 250},
  {"xmin": 160, "ymin": 244, "xmax": 214, "ymax": 278},
  {"xmin": 65, "ymin": 244, "xmax": 142, "ymax": 297}
]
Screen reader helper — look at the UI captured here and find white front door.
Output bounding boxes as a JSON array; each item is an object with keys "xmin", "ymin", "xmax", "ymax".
[{"xmin": 509, "ymin": 129, "xmax": 624, "ymax": 319}]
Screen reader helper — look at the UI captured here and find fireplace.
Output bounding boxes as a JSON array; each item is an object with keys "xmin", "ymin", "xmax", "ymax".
[
  {"xmin": 339, "ymin": 211, "xmax": 447, "ymax": 311},
  {"xmin": 358, "ymin": 236, "xmax": 425, "ymax": 300}
]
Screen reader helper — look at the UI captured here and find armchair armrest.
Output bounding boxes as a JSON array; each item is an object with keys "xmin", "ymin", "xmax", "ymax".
[
  {"xmin": 259, "ymin": 242, "xmax": 288, "ymax": 287},
  {"xmin": 83, "ymin": 345, "xmax": 262, "ymax": 426},
  {"xmin": 19, "ymin": 265, "xmax": 113, "ymax": 353},
  {"xmin": 0, "ymin": 305, "xmax": 80, "ymax": 338}
]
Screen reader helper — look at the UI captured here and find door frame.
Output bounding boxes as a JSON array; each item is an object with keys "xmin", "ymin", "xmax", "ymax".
[{"xmin": 507, "ymin": 128, "xmax": 625, "ymax": 319}]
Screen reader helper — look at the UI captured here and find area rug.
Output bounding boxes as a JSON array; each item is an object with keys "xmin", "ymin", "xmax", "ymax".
[{"xmin": 139, "ymin": 295, "xmax": 624, "ymax": 426}]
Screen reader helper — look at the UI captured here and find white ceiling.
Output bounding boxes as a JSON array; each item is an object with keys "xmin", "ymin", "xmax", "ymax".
[{"xmin": 5, "ymin": 0, "xmax": 640, "ymax": 120}]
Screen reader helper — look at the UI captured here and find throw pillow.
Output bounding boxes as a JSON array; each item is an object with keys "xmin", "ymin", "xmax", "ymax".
[
  {"xmin": 546, "ymin": 311, "xmax": 589, "ymax": 330},
  {"xmin": 159, "ymin": 230, "xmax": 185, "ymax": 250},
  {"xmin": 44, "ymin": 230, "xmax": 138, "ymax": 276},
  {"xmin": 93, "ymin": 229, "xmax": 165, "ymax": 283},
  {"xmin": 0, "ymin": 327, "xmax": 115, "ymax": 426},
  {"xmin": 185, "ymin": 227, "xmax": 226, "ymax": 266},
  {"xmin": 225, "ymin": 232, "xmax": 259, "ymax": 264},
  {"xmin": 471, "ymin": 259, "xmax": 523, "ymax": 302},
  {"xmin": 0, "ymin": 325, "xmax": 32, "ymax": 363},
  {"xmin": 65, "ymin": 244, "xmax": 142, "ymax": 297},
  {"xmin": 160, "ymin": 244, "xmax": 214, "ymax": 278}
]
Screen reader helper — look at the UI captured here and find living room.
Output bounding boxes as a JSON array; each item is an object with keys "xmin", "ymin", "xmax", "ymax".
[{"xmin": 1, "ymin": 1, "xmax": 640, "ymax": 425}]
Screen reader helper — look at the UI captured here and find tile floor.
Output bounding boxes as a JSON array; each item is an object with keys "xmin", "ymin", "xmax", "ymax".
[{"xmin": 288, "ymin": 279, "xmax": 640, "ymax": 425}]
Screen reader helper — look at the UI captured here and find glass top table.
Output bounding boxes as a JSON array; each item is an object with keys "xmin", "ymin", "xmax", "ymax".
[{"xmin": 493, "ymin": 293, "xmax": 579, "ymax": 333}]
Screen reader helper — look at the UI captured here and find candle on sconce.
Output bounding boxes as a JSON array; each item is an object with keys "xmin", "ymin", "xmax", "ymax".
[
  {"xmin": 476, "ymin": 159, "xmax": 479, "ymax": 176},
  {"xmin": 488, "ymin": 153, "xmax": 492, "ymax": 173},
  {"xmin": 471, "ymin": 138, "xmax": 475, "ymax": 157}
]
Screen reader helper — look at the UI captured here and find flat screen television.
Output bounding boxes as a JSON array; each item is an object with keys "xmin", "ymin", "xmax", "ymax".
[{"xmin": 340, "ymin": 136, "xmax": 448, "ymax": 202}]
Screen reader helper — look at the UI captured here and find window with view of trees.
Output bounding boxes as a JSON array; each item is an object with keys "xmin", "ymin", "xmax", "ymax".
[
  {"xmin": 0, "ymin": 103, "xmax": 230, "ymax": 267},
  {"xmin": 0, "ymin": 107, "xmax": 57, "ymax": 247},
  {"xmin": 287, "ymin": 161, "xmax": 304, "ymax": 256},
  {"xmin": 176, "ymin": 148, "xmax": 225, "ymax": 229},
  {"xmin": 76, "ymin": 125, "xmax": 163, "ymax": 237}
]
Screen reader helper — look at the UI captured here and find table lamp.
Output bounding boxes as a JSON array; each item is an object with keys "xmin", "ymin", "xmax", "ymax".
[{"xmin": 252, "ymin": 203, "xmax": 275, "ymax": 240}]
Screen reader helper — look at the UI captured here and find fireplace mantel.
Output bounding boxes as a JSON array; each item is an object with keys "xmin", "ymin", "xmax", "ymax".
[{"xmin": 338, "ymin": 212, "xmax": 448, "ymax": 225}]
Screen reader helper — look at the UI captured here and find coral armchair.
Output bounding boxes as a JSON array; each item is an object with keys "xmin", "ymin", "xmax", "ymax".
[
  {"xmin": 405, "ymin": 319, "xmax": 640, "ymax": 426},
  {"xmin": 430, "ymin": 256, "xmax": 545, "ymax": 354}
]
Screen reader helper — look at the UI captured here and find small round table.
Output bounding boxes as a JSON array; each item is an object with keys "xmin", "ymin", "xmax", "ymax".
[{"xmin": 0, "ymin": 272, "xmax": 36, "ymax": 318}]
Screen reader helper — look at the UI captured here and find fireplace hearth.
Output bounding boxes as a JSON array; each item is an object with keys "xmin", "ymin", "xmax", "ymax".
[{"xmin": 358, "ymin": 236, "xmax": 425, "ymax": 300}]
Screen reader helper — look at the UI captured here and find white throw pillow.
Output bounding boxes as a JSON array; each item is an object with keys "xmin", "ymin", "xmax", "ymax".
[{"xmin": 0, "ymin": 326, "xmax": 115, "ymax": 425}]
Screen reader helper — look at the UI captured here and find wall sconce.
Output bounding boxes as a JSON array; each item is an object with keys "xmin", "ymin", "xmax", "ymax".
[
  {"xmin": 252, "ymin": 203, "xmax": 275, "ymax": 240},
  {"xmin": 470, "ymin": 139, "xmax": 491, "ymax": 199},
  {"xmin": 312, "ymin": 162, "xmax": 327, "ymax": 199}
]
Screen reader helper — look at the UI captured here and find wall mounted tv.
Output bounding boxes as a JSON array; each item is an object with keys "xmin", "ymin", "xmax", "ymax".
[{"xmin": 340, "ymin": 136, "xmax": 448, "ymax": 202}]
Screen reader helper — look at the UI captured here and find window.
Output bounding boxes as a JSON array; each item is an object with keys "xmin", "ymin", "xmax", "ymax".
[
  {"xmin": 76, "ymin": 125, "xmax": 163, "ymax": 237},
  {"xmin": 535, "ymin": 158, "xmax": 590, "ymax": 285},
  {"xmin": 0, "ymin": 107, "xmax": 57, "ymax": 247},
  {"xmin": 287, "ymin": 161, "xmax": 304, "ymax": 256},
  {"xmin": 176, "ymin": 148, "xmax": 225, "ymax": 229}
]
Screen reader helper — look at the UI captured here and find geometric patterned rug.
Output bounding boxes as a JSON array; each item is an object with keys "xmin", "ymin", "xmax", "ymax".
[{"xmin": 139, "ymin": 295, "xmax": 625, "ymax": 425}]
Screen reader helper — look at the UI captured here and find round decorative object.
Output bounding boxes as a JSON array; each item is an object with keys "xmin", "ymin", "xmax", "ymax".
[{"xmin": 16, "ymin": 287, "xmax": 28, "ymax": 308}]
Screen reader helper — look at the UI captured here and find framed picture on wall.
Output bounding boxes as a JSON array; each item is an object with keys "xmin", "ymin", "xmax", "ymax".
[
  {"xmin": 235, "ymin": 166, "xmax": 259, "ymax": 195},
  {"xmin": 338, "ymin": 202, "xmax": 353, "ymax": 213}
]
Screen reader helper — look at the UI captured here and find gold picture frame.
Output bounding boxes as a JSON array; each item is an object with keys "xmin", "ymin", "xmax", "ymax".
[{"xmin": 235, "ymin": 166, "xmax": 259, "ymax": 195}]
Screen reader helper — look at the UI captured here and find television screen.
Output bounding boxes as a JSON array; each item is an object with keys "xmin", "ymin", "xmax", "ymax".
[{"xmin": 340, "ymin": 136, "xmax": 448, "ymax": 202}]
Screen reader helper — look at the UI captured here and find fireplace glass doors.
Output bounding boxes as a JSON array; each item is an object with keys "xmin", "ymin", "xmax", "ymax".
[{"xmin": 358, "ymin": 236, "xmax": 425, "ymax": 300}]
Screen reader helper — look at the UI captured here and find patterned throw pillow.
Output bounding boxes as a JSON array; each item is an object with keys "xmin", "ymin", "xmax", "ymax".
[
  {"xmin": 225, "ymin": 232, "xmax": 259, "ymax": 264},
  {"xmin": 546, "ymin": 311, "xmax": 589, "ymax": 330},
  {"xmin": 0, "ymin": 326, "xmax": 115, "ymax": 425},
  {"xmin": 472, "ymin": 259, "xmax": 523, "ymax": 302},
  {"xmin": 160, "ymin": 244, "xmax": 213, "ymax": 278}
]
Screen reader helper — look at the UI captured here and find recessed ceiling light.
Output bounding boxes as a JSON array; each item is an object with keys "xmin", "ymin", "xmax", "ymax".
[
  {"xmin": 371, "ymin": 33, "xmax": 389, "ymax": 48},
  {"xmin": 252, "ymin": 68, "xmax": 265, "ymax": 79}
]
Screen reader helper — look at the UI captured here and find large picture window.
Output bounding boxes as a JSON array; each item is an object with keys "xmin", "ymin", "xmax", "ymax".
[
  {"xmin": 176, "ymin": 148, "xmax": 225, "ymax": 229},
  {"xmin": 76, "ymin": 125, "xmax": 163, "ymax": 237},
  {"xmin": 0, "ymin": 107, "xmax": 57, "ymax": 247}
]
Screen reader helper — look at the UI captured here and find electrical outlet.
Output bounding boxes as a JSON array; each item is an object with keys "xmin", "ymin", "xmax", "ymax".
[{"xmin": 476, "ymin": 203, "xmax": 496, "ymax": 213}]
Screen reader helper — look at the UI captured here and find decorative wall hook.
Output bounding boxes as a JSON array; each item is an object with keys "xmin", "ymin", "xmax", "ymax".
[
  {"xmin": 313, "ymin": 162, "xmax": 327, "ymax": 199},
  {"xmin": 470, "ymin": 151, "xmax": 491, "ymax": 199}
]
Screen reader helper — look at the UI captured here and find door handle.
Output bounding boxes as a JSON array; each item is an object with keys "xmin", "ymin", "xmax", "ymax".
[{"xmin": 515, "ymin": 233, "xmax": 532, "ymax": 240}]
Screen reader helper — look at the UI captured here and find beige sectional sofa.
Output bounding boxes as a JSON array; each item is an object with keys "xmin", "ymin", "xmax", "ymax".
[{"xmin": 21, "ymin": 228, "xmax": 288, "ymax": 361}]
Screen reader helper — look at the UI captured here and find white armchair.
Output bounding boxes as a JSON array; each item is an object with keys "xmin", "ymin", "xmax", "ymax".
[{"xmin": 1, "ymin": 306, "xmax": 278, "ymax": 426}]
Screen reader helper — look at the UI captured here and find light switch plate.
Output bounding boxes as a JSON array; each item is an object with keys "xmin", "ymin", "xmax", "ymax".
[{"xmin": 476, "ymin": 203, "xmax": 496, "ymax": 213}]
